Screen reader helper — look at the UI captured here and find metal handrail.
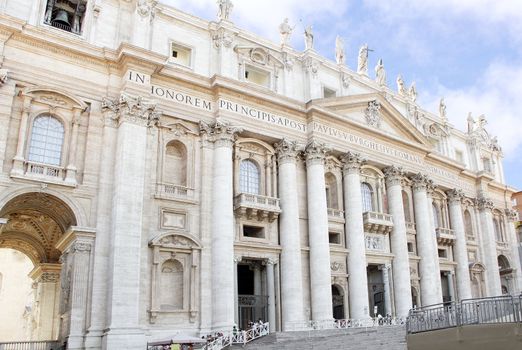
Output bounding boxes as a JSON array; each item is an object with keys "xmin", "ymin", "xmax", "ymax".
[{"xmin": 406, "ymin": 294, "xmax": 522, "ymax": 334}]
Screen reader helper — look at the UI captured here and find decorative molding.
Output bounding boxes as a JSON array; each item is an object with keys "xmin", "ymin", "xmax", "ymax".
[
  {"xmin": 341, "ymin": 151, "xmax": 365, "ymax": 174},
  {"xmin": 364, "ymin": 100, "xmax": 381, "ymax": 128},
  {"xmin": 303, "ymin": 140, "xmax": 328, "ymax": 166},
  {"xmin": 383, "ymin": 166, "xmax": 404, "ymax": 187},
  {"xmin": 303, "ymin": 57, "xmax": 318, "ymax": 78},
  {"xmin": 504, "ymin": 209, "xmax": 517, "ymax": 222},
  {"xmin": 199, "ymin": 119, "xmax": 242, "ymax": 147},
  {"xmin": 475, "ymin": 196, "xmax": 494, "ymax": 211},
  {"xmin": 446, "ymin": 188, "xmax": 465, "ymax": 204},
  {"xmin": 274, "ymin": 138, "xmax": 300, "ymax": 164},
  {"xmin": 410, "ymin": 173, "xmax": 432, "ymax": 193},
  {"xmin": 211, "ymin": 28, "xmax": 235, "ymax": 49},
  {"xmin": 0, "ymin": 68, "xmax": 8, "ymax": 86},
  {"xmin": 101, "ymin": 93, "xmax": 160, "ymax": 128}
]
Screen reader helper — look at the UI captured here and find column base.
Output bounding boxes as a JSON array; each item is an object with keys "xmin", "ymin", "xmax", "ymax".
[
  {"xmin": 84, "ymin": 329, "xmax": 104, "ymax": 350},
  {"xmin": 102, "ymin": 327, "xmax": 145, "ymax": 350},
  {"xmin": 65, "ymin": 334, "xmax": 86, "ymax": 350}
]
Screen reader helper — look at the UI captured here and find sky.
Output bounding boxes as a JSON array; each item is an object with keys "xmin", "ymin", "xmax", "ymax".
[{"xmin": 163, "ymin": 0, "xmax": 522, "ymax": 190}]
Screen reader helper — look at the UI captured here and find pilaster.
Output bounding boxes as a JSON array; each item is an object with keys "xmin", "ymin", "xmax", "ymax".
[{"xmin": 504, "ymin": 209, "xmax": 522, "ymax": 293}]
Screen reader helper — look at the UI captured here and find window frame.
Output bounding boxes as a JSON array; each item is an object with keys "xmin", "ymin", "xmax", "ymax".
[
  {"xmin": 361, "ymin": 182, "xmax": 374, "ymax": 213},
  {"xmin": 26, "ymin": 113, "xmax": 66, "ymax": 167},
  {"xmin": 239, "ymin": 159, "xmax": 261, "ymax": 195}
]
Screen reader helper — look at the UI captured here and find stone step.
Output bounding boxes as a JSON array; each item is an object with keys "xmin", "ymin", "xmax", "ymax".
[{"xmin": 230, "ymin": 325, "xmax": 407, "ymax": 350}]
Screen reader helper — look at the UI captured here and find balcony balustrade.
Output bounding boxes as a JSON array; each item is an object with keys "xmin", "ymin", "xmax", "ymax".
[
  {"xmin": 436, "ymin": 227, "xmax": 456, "ymax": 245},
  {"xmin": 234, "ymin": 193, "xmax": 281, "ymax": 222},
  {"xmin": 363, "ymin": 211, "xmax": 394, "ymax": 234},
  {"xmin": 155, "ymin": 183, "xmax": 195, "ymax": 201},
  {"xmin": 327, "ymin": 208, "xmax": 345, "ymax": 222},
  {"xmin": 406, "ymin": 221, "xmax": 416, "ymax": 234}
]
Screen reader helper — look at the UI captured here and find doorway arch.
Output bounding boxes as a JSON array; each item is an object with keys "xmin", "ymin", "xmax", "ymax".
[{"xmin": 332, "ymin": 285, "xmax": 345, "ymax": 320}]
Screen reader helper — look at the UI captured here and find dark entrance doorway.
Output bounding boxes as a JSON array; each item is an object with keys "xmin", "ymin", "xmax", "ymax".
[
  {"xmin": 332, "ymin": 285, "xmax": 345, "ymax": 319},
  {"xmin": 237, "ymin": 262, "xmax": 267, "ymax": 330}
]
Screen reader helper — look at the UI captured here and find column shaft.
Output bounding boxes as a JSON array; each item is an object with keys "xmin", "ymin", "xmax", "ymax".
[
  {"xmin": 447, "ymin": 189, "xmax": 472, "ymax": 300},
  {"xmin": 275, "ymin": 139, "xmax": 304, "ymax": 329},
  {"xmin": 477, "ymin": 197, "xmax": 502, "ymax": 296},
  {"xmin": 305, "ymin": 141, "xmax": 333, "ymax": 322},
  {"xmin": 505, "ymin": 210, "xmax": 522, "ymax": 293},
  {"xmin": 381, "ymin": 265, "xmax": 392, "ymax": 316},
  {"xmin": 342, "ymin": 152, "xmax": 370, "ymax": 319},
  {"xmin": 266, "ymin": 261, "xmax": 276, "ymax": 332},
  {"xmin": 384, "ymin": 166, "xmax": 412, "ymax": 317}
]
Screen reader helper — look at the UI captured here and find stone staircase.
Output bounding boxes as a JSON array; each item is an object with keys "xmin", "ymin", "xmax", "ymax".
[{"xmin": 230, "ymin": 325, "xmax": 407, "ymax": 350}]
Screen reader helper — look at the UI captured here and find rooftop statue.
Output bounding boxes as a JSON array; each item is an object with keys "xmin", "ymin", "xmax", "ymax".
[
  {"xmin": 335, "ymin": 35, "xmax": 345, "ymax": 65},
  {"xmin": 217, "ymin": 0, "xmax": 233, "ymax": 21},
  {"xmin": 409, "ymin": 82, "xmax": 417, "ymax": 102},
  {"xmin": 396, "ymin": 75, "xmax": 407, "ymax": 96},
  {"xmin": 304, "ymin": 25, "xmax": 314, "ymax": 50},
  {"xmin": 357, "ymin": 44, "xmax": 370, "ymax": 75},
  {"xmin": 279, "ymin": 18, "xmax": 294, "ymax": 46},
  {"xmin": 375, "ymin": 58, "xmax": 386, "ymax": 87},
  {"xmin": 467, "ymin": 112, "xmax": 475, "ymax": 133},
  {"xmin": 439, "ymin": 98, "xmax": 447, "ymax": 122}
]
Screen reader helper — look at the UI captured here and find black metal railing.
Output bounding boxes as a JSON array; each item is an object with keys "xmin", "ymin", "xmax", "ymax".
[
  {"xmin": 0, "ymin": 341, "xmax": 59, "ymax": 350},
  {"xmin": 406, "ymin": 294, "xmax": 522, "ymax": 334}
]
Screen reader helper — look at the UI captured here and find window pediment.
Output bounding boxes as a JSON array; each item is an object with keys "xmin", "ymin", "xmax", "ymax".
[
  {"xmin": 149, "ymin": 232, "xmax": 202, "ymax": 250},
  {"xmin": 23, "ymin": 87, "xmax": 87, "ymax": 111}
]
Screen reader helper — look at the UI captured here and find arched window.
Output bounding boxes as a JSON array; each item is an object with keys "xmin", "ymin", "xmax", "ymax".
[
  {"xmin": 464, "ymin": 210, "xmax": 474, "ymax": 239},
  {"xmin": 361, "ymin": 182, "xmax": 373, "ymax": 212},
  {"xmin": 402, "ymin": 191, "xmax": 411, "ymax": 222},
  {"xmin": 164, "ymin": 140, "xmax": 187, "ymax": 186},
  {"xmin": 432, "ymin": 203, "xmax": 440, "ymax": 228},
  {"xmin": 325, "ymin": 173, "xmax": 338, "ymax": 209},
  {"xmin": 28, "ymin": 114, "xmax": 64, "ymax": 166},
  {"xmin": 240, "ymin": 159, "xmax": 260, "ymax": 194},
  {"xmin": 160, "ymin": 259, "xmax": 183, "ymax": 310}
]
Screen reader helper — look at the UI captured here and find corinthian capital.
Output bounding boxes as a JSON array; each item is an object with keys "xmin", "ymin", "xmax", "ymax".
[
  {"xmin": 383, "ymin": 166, "xmax": 404, "ymax": 186},
  {"xmin": 101, "ymin": 93, "xmax": 160, "ymax": 127},
  {"xmin": 504, "ymin": 209, "xmax": 517, "ymax": 222},
  {"xmin": 446, "ymin": 188, "xmax": 465, "ymax": 204},
  {"xmin": 475, "ymin": 196, "xmax": 494, "ymax": 211},
  {"xmin": 341, "ymin": 151, "xmax": 366, "ymax": 174},
  {"xmin": 274, "ymin": 138, "xmax": 301, "ymax": 164},
  {"xmin": 199, "ymin": 119, "xmax": 242, "ymax": 147},
  {"xmin": 303, "ymin": 140, "xmax": 329, "ymax": 166},
  {"xmin": 410, "ymin": 173, "xmax": 432, "ymax": 193}
]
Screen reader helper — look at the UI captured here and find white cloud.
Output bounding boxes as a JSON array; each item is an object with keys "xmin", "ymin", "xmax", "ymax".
[{"xmin": 420, "ymin": 61, "xmax": 522, "ymax": 160}]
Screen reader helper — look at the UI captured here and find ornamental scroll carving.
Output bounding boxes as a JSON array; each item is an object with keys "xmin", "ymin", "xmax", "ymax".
[
  {"xmin": 101, "ymin": 93, "xmax": 161, "ymax": 127},
  {"xmin": 274, "ymin": 138, "xmax": 300, "ymax": 164},
  {"xmin": 505, "ymin": 209, "xmax": 517, "ymax": 222},
  {"xmin": 365, "ymin": 100, "xmax": 381, "ymax": 128},
  {"xmin": 199, "ymin": 119, "xmax": 242, "ymax": 148},
  {"xmin": 446, "ymin": 189, "xmax": 465, "ymax": 204},
  {"xmin": 475, "ymin": 196, "xmax": 494, "ymax": 211},
  {"xmin": 341, "ymin": 151, "xmax": 366, "ymax": 174},
  {"xmin": 410, "ymin": 173, "xmax": 433, "ymax": 193}
]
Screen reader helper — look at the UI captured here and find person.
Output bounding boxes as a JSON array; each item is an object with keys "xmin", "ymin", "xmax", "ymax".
[
  {"xmin": 375, "ymin": 58, "xmax": 386, "ymax": 86},
  {"xmin": 357, "ymin": 44, "xmax": 369, "ymax": 75},
  {"xmin": 335, "ymin": 35, "xmax": 345, "ymax": 65},
  {"xmin": 217, "ymin": 0, "xmax": 233, "ymax": 21},
  {"xmin": 304, "ymin": 25, "xmax": 314, "ymax": 50},
  {"xmin": 279, "ymin": 18, "xmax": 293, "ymax": 46}
]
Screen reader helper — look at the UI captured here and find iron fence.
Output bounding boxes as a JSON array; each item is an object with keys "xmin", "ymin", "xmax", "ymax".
[
  {"xmin": 0, "ymin": 341, "xmax": 59, "ymax": 350},
  {"xmin": 406, "ymin": 294, "xmax": 522, "ymax": 334}
]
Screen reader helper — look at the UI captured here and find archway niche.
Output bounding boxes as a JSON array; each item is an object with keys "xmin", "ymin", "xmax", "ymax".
[{"xmin": 0, "ymin": 191, "xmax": 94, "ymax": 347}]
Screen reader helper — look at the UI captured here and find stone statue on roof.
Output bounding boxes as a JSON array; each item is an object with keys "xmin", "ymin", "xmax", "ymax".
[
  {"xmin": 217, "ymin": 0, "xmax": 233, "ymax": 21},
  {"xmin": 357, "ymin": 44, "xmax": 370, "ymax": 75},
  {"xmin": 335, "ymin": 35, "xmax": 345, "ymax": 65},
  {"xmin": 375, "ymin": 58, "xmax": 386, "ymax": 87},
  {"xmin": 439, "ymin": 98, "xmax": 447, "ymax": 122},
  {"xmin": 409, "ymin": 82, "xmax": 417, "ymax": 102},
  {"xmin": 304, "ymin": 25, "xmax": 314, "ymax": 50},
  {"xmin": 279, "ymin": 18, "xmax": 294, "ymax": 46},
  {"xmin": 396, "ymin": 75, "xmax": 407, "ymax": 96}
]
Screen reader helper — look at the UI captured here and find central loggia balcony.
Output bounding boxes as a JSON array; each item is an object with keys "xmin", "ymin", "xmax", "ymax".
[
  {"xmin": 234, "ymin": 193, "xmax": 281, "ymax": 222},
  {"xmin": 436, "ymin": 227, "xmax": 456, "ymax": 245},
  {"xmin": 363, "ymin": 211, "xmax": 394, "ymax": 234}
]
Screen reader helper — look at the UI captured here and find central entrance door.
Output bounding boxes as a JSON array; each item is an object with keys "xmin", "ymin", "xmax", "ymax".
[{"xmin": 237, "ymin": 261, "xmax": 268, "ymax": 329}]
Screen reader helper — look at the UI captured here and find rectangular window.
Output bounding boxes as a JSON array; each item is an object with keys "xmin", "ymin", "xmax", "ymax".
[
  {"xmin": 455, "ymin": 150, "xmax": 464, "ymax": 163},
  {"xmin": 407, "ymin": 242, "xmax": 414, "ymax": 254},
  {"xmin": 244, "ymin": 65, "xmax": 270, "ymax": 88},
  {"xmin": 44, "ymin": 0, "xmax": 87, "ymax": 35},
  {"xmin": 243, "ymin": 225, "xmax": 264, "ymax": 239},
  {"xmin": 323, "ymin": 87, "xmax": 337, "ymax": 98},
  {"xmin": 438, "ymin": 249, "xmax": 447, "ymax": 258},
  {"xmin": 329, "ymin": 232, "xmax": 341, "ymax": 245},
  {"xmin": 169, "ymin": 43, "xmax": 192, "ymax": 67}
]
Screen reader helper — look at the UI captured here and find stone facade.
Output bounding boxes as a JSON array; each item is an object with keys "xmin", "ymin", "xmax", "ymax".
[{"xmin": 0, "ymin": 1, "xmax": 520, "ymax": 349}]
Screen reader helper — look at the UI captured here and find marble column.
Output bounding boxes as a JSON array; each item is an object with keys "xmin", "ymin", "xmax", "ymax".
[
  {"xmin": 233, "ymin": 257, "xmax": 241, "ymax": 325},
  {"xmin": 55, "ymin": 228, "xmax": 96, "ymax": 350},
  {"xmin": 103, "ymin": 94, "xmax": 159, "ymax": 349},
  {"xmin": 383, "ymin": 166, "xmax": 412, "ymax": 317},
  {"xmin": 11, "ymin": 95, "xmax": 32, "ymax": 175},
  {"xmin": 504, "ymin": 210, "xmax": 522, "ymax": 293},
  {"xmin": 446, "ymin": 189, "xmax": 472, "ymax": 300},
  {"xmin": 65, "ymin": 108, "xmax": 83, "ymax": 185},
  {"xmin": 426, "ymin": 187, "xmax": 444, "ymax": 301},
  {"xmin": 446, "ymin": 271, "xmax": 455, "ymax": 301},
  {"xmin": 266, "ymin": 260, "xmax": 277, "ymax": 332},
  {"xmin": 29, "ymin": 264, "xmax": 61, "ymax": 341},
  {"xmin": 274, "ymin": 139, "xmax": 305, "ymax": 329},
  {"xmin": 380, "ymin": 264, "xmax": 392, "ymax": 316},
  {"xmin": 304, "ymin": 141, "xmax": 333, "ymax": 322},
  {"xmin": 476, "ymin": 196, "xmax": 502, "ymax": 296},
  {"xmin": 201, "ymin": 120, "xmax": 241, "ymax": 331},
  {"xmin": 411, "ymin": 174, "xmax": 442, "ymax": 306},
  {"xmin": 342, "ymin": 151, "xmax": 370, "ymax": 319}
]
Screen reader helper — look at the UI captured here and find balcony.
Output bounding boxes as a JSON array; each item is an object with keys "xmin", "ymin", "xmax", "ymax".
[
  {"xmin": 327, "ymin": 208, "xmax": 345, "ymax": 223},
  {"xmin": 436, "ymin": 227, "xmax": 455, "ymax": 245},
  {"xmin": 234, "ymin": 193, "xmax": 281, "ymax": 222},
  {"xmin": 406, "ymin": 222, "xmax": 416, "ymax": 235},
  {"xmin": 155, "ymin": 183, "xmax": 195, "ymax": 201},
  {"xmin": 363, "ymin": 211, "xmax": 393, "ymax": 234}
]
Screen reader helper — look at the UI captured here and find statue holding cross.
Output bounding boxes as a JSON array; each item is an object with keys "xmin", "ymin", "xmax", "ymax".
[{"xmin": 357, "ymin": 44, "xmax": 373, "ymax": 76}]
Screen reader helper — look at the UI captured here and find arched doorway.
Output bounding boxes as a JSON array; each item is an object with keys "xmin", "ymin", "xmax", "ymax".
[
  {"xmin": 332, "ymin": 285, "xmax": 345, "ymax": 320},
  {"xmin": 0, "ymin": 191, "xmax": 81, "ymax": 343},
  {"xmin": 497, "ymin": 255, "xmax": 513, "ymax": 294},
  {"xmin": 469, "ymin": 262, "xmax": 486, "ymax": 298}
]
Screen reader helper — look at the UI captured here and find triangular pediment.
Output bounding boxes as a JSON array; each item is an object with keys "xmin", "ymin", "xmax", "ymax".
[{"xmin": 312, "ymin": 93, "xmax": 430, "ymax": 147}]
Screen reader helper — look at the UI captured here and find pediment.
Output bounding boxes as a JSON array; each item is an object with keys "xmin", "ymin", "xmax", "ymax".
[
  {"xmin": 149, "ymin": 232, "xmax": 202, "ymax": 250},
  {"xmin": 313, "ymin": 93, "xmax": 430, "ymax": 147},
  {"xmin": 23, "ymin": 86, "xmax": 88, "ymax": 110}
]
